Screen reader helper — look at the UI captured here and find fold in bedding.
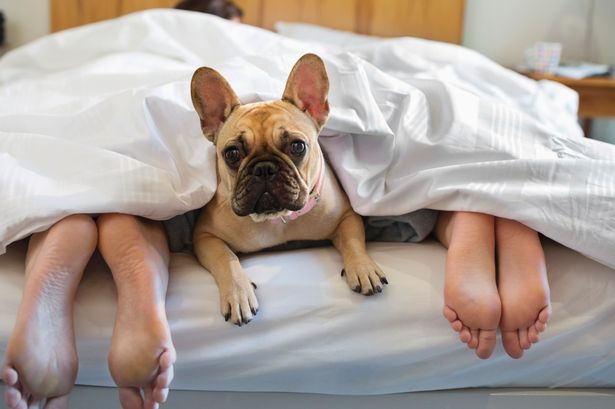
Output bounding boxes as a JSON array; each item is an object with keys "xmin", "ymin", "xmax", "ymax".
[{"xmin": 0, "ymin": 10, "xmax": 614, "ymax": 269}]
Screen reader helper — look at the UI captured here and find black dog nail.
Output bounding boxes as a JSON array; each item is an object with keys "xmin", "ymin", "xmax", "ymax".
[
  {"xmin": 251, "ymin": 282, "xmax": 258, "ymax": 289},
  {"xmin": 367, "ymin": 289, "xmax": 374, "ymax": 296},
  {"xmin": 380, "ymin": 277, "xmax": 388, "ymax": 285},
  {"xmin": 353, "ymin": 285, "xmax": 361, "ymax": 293},
  {"xmin": 224, "ymin": 313, "xmax": 231, "ymax": 322},
  {"xmin": 341, "ymin": 269, "xmax": 346, "ymax": 277},
  {"xmin": 251, "ymin": 307, "xmax": 257, "ymax": 315}
]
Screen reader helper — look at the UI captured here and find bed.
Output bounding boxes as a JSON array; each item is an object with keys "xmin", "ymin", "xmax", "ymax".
[
  {"xmin": 2, "ymin": 238, "xmax": 615, "ymax": 408},
  {"xmin": 2, "ymin": 1, "xmax": 615, "ymax": 408}
]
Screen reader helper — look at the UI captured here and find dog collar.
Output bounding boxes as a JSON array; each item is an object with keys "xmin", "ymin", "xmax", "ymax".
[{"xmin": 271, "ymin": 150, "xmax": 325, "ymax": 225}]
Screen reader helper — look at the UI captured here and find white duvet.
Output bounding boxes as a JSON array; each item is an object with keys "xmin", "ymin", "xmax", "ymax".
[{"xmin": 0, "ymin": 10, "xmax": 614, "ymax": 267}]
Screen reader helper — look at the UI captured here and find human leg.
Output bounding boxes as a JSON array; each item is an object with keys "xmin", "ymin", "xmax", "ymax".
[
  {"xmin": 96, "ymin": 214, "xmax": 175, "ymax": 409},
  {"xmin": 2, "ymin": 214, "xmax": 97, "ymax": 409},
  {"xmin": 435, "ymin": 211, "xmax": 501, "ymax": 359}
]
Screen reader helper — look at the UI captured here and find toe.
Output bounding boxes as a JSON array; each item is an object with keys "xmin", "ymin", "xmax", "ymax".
[
  {"xmin": 248, "ymin": 293, "xmax": 259, "ymax": 316},
  {"xmin": 118, "ymin": 387, "xmax": 144, "ymax": 409},
  {"xmin": 519, "ymin": 328, "xmax": 531, "ymax": 350},
  {"xmin": 9, "ymin": 395, "xmax": 27, "ymax": 409},
  {"xmin": 2, "ymin": 367, "xmax": 19, "ymax": 386},
  {"xmin": 143, "ymin": 388, "xmax": 159, "ymax": 409},
  {"xmin": 468, "ymin": 329, "xmax": 479, "ymax": 349},
  {"xmin": 537, "ymin": 306, "xmax": 551, "ymax": 326},
  {"xmin": 5, "ymin": 387, "xmax": 22, "ymax": 409},
  {"xmin": 358, "ymin": 274, "xmax": 374, "ymax": 295},
  {"xmin": 442, "ymin": 306, "xmax": 458, "ymax": 323},
  {"xmin": 220, "ymin": 301, "xmax": 231, "ymax": 322},
  {"xmin": 159, "ymin": 349, "xmax": 176, "ymax": 372},
  {"xmin": 475, "ymin": 329, "xmax": 497, "ymax": 359},
  {"xmin": 528, "ymin": 325, "xmax": 540, "ymax": 343},
  {"xmin": 343, "ymin": 271, "xmax": 360, "ymax": 293},
  {"xmin": 3, "ymin": 368, "xmax": 24, "ymax": 409},
  {"xmin": 374, "ymin": 268, "xmax": 387, "ymax": 285},
  {"xmin": 153, "ymin": 388, "xmax": 169, "ymax": 404},
  {"xmin": 240, "ymin": 299, "xmax": 254, "ymax": 324},
  {"xmin": 155, "ymin": 366, "xmax": 174, "ymax": 390},
  {"xmin": 459, "ymin": 327, "xmax": 471, "ymax": 343},
  {"xmin": 368, "ymin": 275, "xmax": 382, "ymax": 293},
  {"xmin": 155, "ymin": 360, "xmax": 174, "ymax": 403},
  {"xmin": 502, "ymin": 330, "xmax": 524, "ymax": 359},
  {"xmin": 230, "ymin": 302, "xmax": 243, "ymax": 326},
  {"xmin": 450, "ymin": 320, "xmax": 463, "ymax": 332}
]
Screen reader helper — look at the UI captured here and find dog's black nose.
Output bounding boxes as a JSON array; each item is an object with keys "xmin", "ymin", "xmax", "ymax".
[{"xmin": 252, "ymin": 161, "xmax": 278, "ymax": 181}]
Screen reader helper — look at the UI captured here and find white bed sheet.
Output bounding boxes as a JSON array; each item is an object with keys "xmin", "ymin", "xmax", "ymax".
[{"xmin": 1, "ymin": 240, "xmax": 614, "ymax": 393}]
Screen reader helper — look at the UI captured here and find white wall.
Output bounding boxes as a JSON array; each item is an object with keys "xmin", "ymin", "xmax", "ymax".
[
  {"xmin": 589, "ymin": 0, "xmax": 615, "ymax": 143},
  {"xmin": 0, "ymin": 0, "xmax": 49, "ymax": 50},
  {"xmin": 463, "ymin": 0, "xmax": 592, "ymax": 67},
  {"xmin": 463, "ymin": 0, "xmax": 615, "ymax": 143},
  {"xmin": 589, "ymin": 0, "xmax": 615, "ymax": 64}
]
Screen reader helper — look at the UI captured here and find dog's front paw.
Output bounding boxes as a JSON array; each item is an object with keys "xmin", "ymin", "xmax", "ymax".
[
  {"xmin": 218, "ymin": 276, "xmax": 259, "ymax": 326},
  {"xmin": 341, "ymin": 258, "xmax": 388, "ymax": 296}
]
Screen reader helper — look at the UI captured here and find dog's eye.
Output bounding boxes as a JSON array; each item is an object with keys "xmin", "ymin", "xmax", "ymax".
[
  {"xmin": 223, "ymin": 147, "xmax": 241, "ymax": 166},
  {"xmin": 290, "ymin": 141, "xmax": 306, "ymax": 156}
]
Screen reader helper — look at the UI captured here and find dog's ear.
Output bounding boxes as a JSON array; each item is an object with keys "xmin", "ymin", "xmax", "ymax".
[
  {"xmin": 282, "ymin": 54, "xmax": 330, "ymax": 130},
  {"xmin": 191, "ymin": 67, "xmax": 240, "ymax": 143}
]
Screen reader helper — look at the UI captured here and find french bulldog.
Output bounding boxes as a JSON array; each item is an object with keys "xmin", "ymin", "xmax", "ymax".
[{"xmin": 190, "ymin": 53, "xmax": 387, "ymax": 325}]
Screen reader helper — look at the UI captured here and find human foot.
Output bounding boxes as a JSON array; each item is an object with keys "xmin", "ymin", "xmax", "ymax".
[
  {"xmin": 2, "ymin": 215, "xmax": 97, "ymax": 408},
  {"xmin": 108, "ymin": 306, "xmax": 176, "ymax": 409},
  {"xmin": 442, "ymin": 212, "xmax": 501, "ymax": 359},
  {"xmin": 97, "ymin": 214, "xmax": 175, "ymax": 408},
  {"xmin": 496, "ymin": 218, "xmax": 551, "ymax": 359}
]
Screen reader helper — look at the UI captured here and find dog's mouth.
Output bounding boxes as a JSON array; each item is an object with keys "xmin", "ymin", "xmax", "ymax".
[
  {"xmin": 232, "ymin": 186, "xmax": 305, "ymax": 220},
  {"xmin": 253, "ymin": 191, "xmax": 286, "ymax": 213},
  {"xmin": 249, "ymin": 209, "xmax": 293, "ymax": 223},
  {"xmin": 231, "ymin": 158, "xmax": 307, "ymax": 220}
]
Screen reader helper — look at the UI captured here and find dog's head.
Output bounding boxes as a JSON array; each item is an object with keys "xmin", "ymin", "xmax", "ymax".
[{"xmin": 191, "ymin": 54, "xmax": 329, "ymax": 221}]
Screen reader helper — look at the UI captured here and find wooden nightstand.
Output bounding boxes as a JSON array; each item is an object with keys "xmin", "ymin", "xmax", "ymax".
[{"xmin": 520, "ymin": 70, "xmax": 615, "ymax": 137}]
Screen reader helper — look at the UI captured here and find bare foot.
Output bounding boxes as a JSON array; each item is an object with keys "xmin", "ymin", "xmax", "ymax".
[
  {"xmin": 440, "ymin": 212, "xmax": 501, "ymax": 359},
  {"xmin": 108, "ymin": 305, "xmax": 176, "ymax": 409},
  {"xmin": 496, "ymin": 218, "xmax": 551, "ymax": 359},
  {"xmin": 2, "ymin": 215, "xmax": 97, "ymax": 409},
  {"xmin": 97, "ymin": 214, "xmax": 176, "ymax": 409}
]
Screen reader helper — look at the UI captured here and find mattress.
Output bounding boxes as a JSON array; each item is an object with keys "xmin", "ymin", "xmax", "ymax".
[{"xmin": 1, "ymin": 239, "xmax": 614, "ymax": 394}]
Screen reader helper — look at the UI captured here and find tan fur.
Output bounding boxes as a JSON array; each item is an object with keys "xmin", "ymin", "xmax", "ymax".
[{"xmin": 191, "ymin": 54, "xmax": 387, "ymax": 325}]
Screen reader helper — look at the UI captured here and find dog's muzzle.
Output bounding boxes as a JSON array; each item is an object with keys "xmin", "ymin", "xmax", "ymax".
[{"xmin": 231, "ymin": 157, "xmax": 306, "ymax": 217}]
